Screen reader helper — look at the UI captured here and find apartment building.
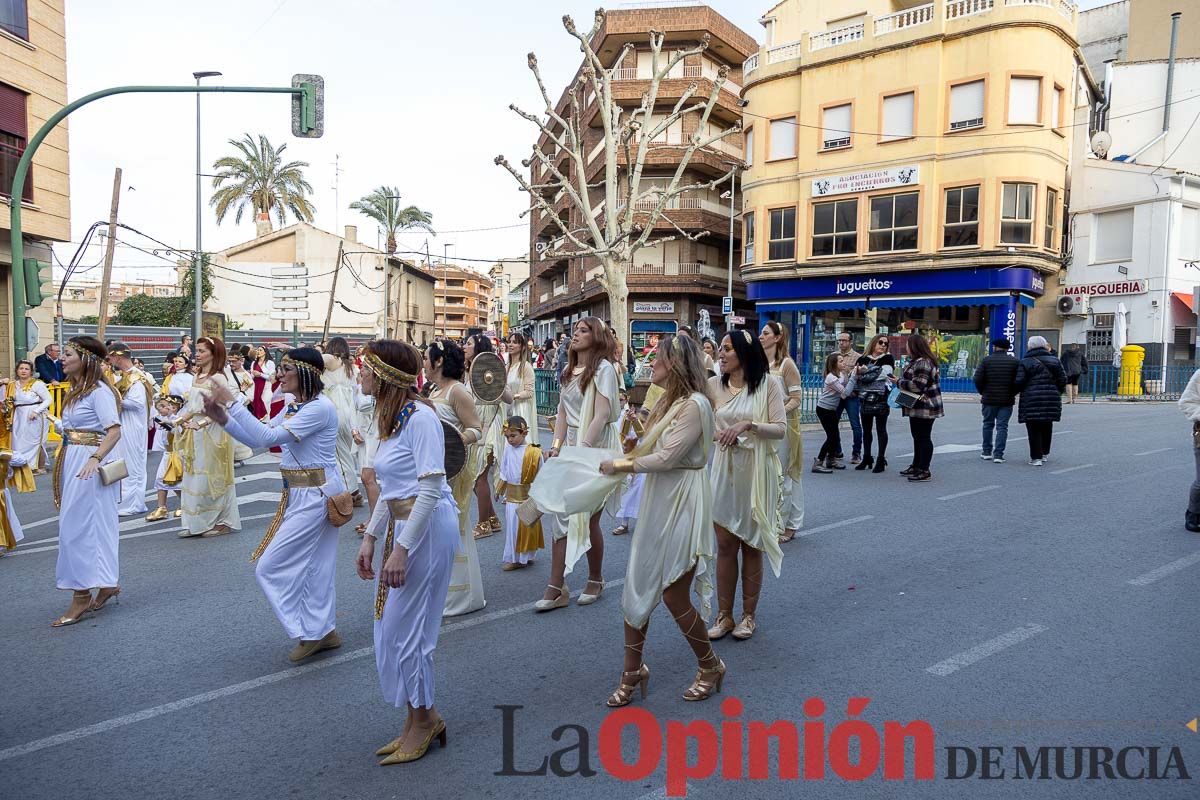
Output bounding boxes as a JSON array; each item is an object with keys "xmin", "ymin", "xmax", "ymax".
[
  {"xmin": 60, "ymin": 279, "xmax": 179, "ymax": 322},
  {"xmin": 741, "ymin": 0, "xmax": 1079, "ymax": 382},
  {"xmin": 488, "ymin": 255, "xmax": 529, "ymax": 337},
  {"xmin": 0, "ymin": 0, "xmax": 68, "ymax": 373},
  {"xmin": 432, "ymin": 264, "xmax": 492, "ymax": 340},
  {"xmin": 527, "ymin": 5, "xmax": 758, "ymax": 350}
]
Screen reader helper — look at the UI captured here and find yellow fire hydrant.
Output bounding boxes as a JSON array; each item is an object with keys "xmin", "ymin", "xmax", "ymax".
[{"xmin": 1117, "ymin": 345, "xmax": 1145, "ymax": 396}]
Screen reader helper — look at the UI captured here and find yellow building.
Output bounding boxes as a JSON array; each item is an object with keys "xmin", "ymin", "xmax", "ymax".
[
  {"xmin": 0, "ymin": 0, "xmax": 69, "ymax": 374},
  {"xmin": 741, "ymin": 0, "xmax": 1082, "ymax": 377}
]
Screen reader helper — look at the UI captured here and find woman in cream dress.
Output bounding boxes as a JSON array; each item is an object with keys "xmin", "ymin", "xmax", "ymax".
[
  {"xmin": 356, "ymin": 340, "xmax": 459, "ymax": 765},
  {"xmin": 50, "ymin": 337, "xmax": 124, "ymax": 626},
  {"xmin": 177, "ymin": 337, "xmax": 241, "ymax": 538},
  {"xmin": 4, "ymin": 360, "xmax": 51, "ymax": 472},
  {"xmin": 425, "ymin": 340, "xmax": 486, "ymax": 617},
  {"xmin": 706, "ymin": 330, "xmax": 785, "ymax": 642},
  {"xmin": 321, "ymin": 338, "xmax": 361, "ymax": 501},
  {"xmin": 760, "ymin": 321, "xmax": 805, "ymax": 542},
  {"xmin": 599, "ymin": 335, "xmax": 725, "ymax": 706},
  {"xmin": 464, "ymin": 334, "xmax": 503, "ymax": 539},
  {"xmin": 535, "ymin": 316, "xmax": 621, "ymax": 611},
  {"xmin": 504, "ymin": 333, "xmax": 538, "ymax": 447}
]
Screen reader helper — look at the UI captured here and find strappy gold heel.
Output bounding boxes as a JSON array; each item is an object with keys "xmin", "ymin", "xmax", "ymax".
[
  {"xmin": 606, "ymin": 663, "xmax": 650, "ymax": 707},
  {"xmin": 51, "ymin": 590, "xmax": 93, "ymax": 627},
  {"xmin": 88, "ymin": 586, "xmax": 121, "ymax": 612},
  {"xmin": 379, "ymin": 719, "xmax": 447, "ymax": 765},
  {"xmin": 683, "ymin": 659, "xmax": 726, "ymax": 702}
]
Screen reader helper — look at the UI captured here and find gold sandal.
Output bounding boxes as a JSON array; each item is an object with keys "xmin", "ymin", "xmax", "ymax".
[
  {"xmin": 88, "ymin": 586, "xmax": 121, "ymax": 612},
  {"xmin": 606, "ymin": 663, "xmax": 649, "ymax": 707},
  {"xmin": 706, "ymin": 611, "xmax": 735, "ymax": 640},
  {"xmin": 778, "ymin": 528, "xmax": 796, "ymax": 543},
  {"xmin": 379, "ymin": 719, "xmax": 448, "ymax": 765},
  {"xmin": 683, "ymin": 659, "xmax": 726, "ymax": 702},
  {"xmin": 488, "ymin": 515, "xmax": 502, "ymax": 533},
  {"xmin": 473, "ymin": 520, "xmax": 495, "ymax": 539},
  {"xmin": 51, "ymin": 591, "xmax": 93, "ymax": 627}
]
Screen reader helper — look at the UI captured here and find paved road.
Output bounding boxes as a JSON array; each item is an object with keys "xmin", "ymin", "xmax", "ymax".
[{"xmin": 1, "ymin": 402, "xmax": 1198, "ymax": 799}]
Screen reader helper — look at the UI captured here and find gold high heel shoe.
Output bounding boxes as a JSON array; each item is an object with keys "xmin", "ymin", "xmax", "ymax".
[
  {"xmin": 51, "ymin": 591, "xmax": 93, "ymax": 627},
  {"xmin": 707, "ymin": 612, "xmax": 735, "ymax": 640},
  {"xmin": 88, "ymin": 586, "xmax": 121, "ymax": 612},
  {"xmin": 379, "ymin": 720, "xmax": 447, "ymax": 765},
  {"xmin": 606, "ymin": 663, "xmax": 650, "ymax": 707},
  {"xmin": 683, "ymin": 659, "xmax": 726, "ymax": 702},
  {"xmin": 144, "ymin": 506, "xmax": 168, "ymax": 522}
]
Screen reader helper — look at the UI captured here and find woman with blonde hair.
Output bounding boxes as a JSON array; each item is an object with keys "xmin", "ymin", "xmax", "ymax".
[
  {"xmin": 51, "ymin": 336, "xmax": 124, "ymax": 625},
  {"xmin": 534, "ymin": 316, "xmax": 621, "ymax": 611},
  {"xmin": 706, "ymin": 330, "xmax": 785, "ymax": 641},
  {"xmin": 599, "ymin": 334, "xmax": 723, "ymax": 705},
  {"xmin": 177, "ymin": 336, "xmax": 241, "ymax": 538},
  {"xmin": 759, "ymin": 321, "xmax": 805, "ymax": 542},
  {"xmin": 357, "ymin": 340, "xmax": 459, "ymax": 765}
]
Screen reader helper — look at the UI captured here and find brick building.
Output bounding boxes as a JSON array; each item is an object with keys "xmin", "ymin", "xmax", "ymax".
[{"xmin": 527, "ymin": 5, "xmax": 758, "ymax": 350}]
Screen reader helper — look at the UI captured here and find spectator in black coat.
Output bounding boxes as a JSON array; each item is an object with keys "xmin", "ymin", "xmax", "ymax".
[
  {"xmin": 1014, "ymin": 335, "xmax": 1067, "ymax": 466},
  {"xmin": 33, "ymin": 342, "xmax": 64, "ymax": 383},
  {"xmin": 973, "ymin": 338, "xmax": 1019, "ymax": 463},
  {"xmin": 1060, "ymin": 343, "xmax": 1088, "ymax": 404}
]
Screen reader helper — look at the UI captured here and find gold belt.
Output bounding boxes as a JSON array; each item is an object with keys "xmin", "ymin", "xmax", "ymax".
[
  {"xmin": 386, "ymin": 497, "xmax": 416, "ymax": 519},
  {"xmin": 504, "ymin": 484, "xmax": 529, "ymax": 502},
  {"xmin": 63, "ymin": 429, "xmax": 103, "ymax": 446},
  {"xmin": 280, "ymin": 467, "xmax": 326, "ymax": 488}
]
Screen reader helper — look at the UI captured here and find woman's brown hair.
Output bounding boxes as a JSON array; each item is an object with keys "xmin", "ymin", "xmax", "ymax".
[
  {"xmin": 368, "ymin": 339, "xmax": 430, "ymax": 439},
  {"xmin": 905, "ymin": 333, "xmax": 938, "ymax": 365},
  {"xmin": 865, "ymin": 333, "xmax": 890, "ymax": 358},
  {"xmin": 644, "ymin": 335, "xmax": 708, "ymax": 433},
  {"xmin": 762, "ymin": 320, "xmax": 789, "ymax": 368},
  {"xmin": 508, "ymin": 332, "xmax": 531, "ymax": 367},
  {"xmin": 63, "ymin": 336, "xmax": 121, "ymax": 410},
  {"xmin": 564, "ymin": 316, "xmax": 613, "ymax": 393},
  {"xmin": 195, "ymin": 336, "xmax": 227, "ymax": 379}
]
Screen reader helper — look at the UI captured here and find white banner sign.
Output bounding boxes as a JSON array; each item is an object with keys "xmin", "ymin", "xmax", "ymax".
[
  {"xmin": 1059, "ymin": 280, "xmax": 1146, "ymax": 297},
  {"xmin": 270, "ymin": 264, "xmax": 308, "ymax": 278},
  {"xmin": 812, "ymin": 165, "xmax": 919, "ymax": 198},
  {"xmin": 633, "ymin": 301, "xmax": 674, "ymax": 314}
]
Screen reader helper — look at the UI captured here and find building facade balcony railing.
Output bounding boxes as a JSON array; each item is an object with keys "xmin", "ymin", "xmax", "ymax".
[
  {"xmin": 553, "ymin": 284, "xmax": 568, "ymax": 297},
  {"xmin": 874, "ymin": 3, "xmax": 935, "ymax": 35},
  {"xmin": 810, "ymin": 22, "xmax": 865, "ymax": 52}
]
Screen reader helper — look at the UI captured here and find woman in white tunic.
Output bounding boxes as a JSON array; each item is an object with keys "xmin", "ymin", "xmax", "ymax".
[
  {"xmin": 177, "ymin": 337, "xmax": 241, "ymax": 538},
  {"xmin": 464, "ymin": 334, "xmax": 503, "ymax": 539},
  {"xmin": 425, "ymin": 340, "xmax": 486, "ymax": 617},
  {"xmin": 160, "ymin": 353, "xmax": 195, "ymax": 404},
  {"xmin": 0, "ymin": 449, "xmax": 27, "ymax": 556},
  {"xmin": 323, "ymin": 337, "xmax": 361, "ymax": 502},
  {"xmin": 4, "ymin": 360, "xmax": 51, "ymax": 471},
  {"xmin": 51, "ymin": 336, "xmax": 124, "ymax": 626},
  {"xmin": 599, "ymin": 335, "xmax": 725, "ymax": 706},
  {"xmin": 107, "ymin": 343, "xmax": 154, "ymax": 517},
  {"xmin": 353, "ymin": 373, "xmax": 380, "ymax": 536},
  {"xmin": 356, "ymin": 340, "xmax": 458, "ymax": 765},
  {"xmin": 203, "ymin": 347, "xmax": 345, "ymax": 662},
  {"xmin": 706, "ymin": 330, "xmax": 785, "ymax": 642},
  {"xmin": 760, "ymin": 321, "xmax": 805, "ymax": 542},
  {"xmin": 535, "ymin": 316, "xmax": 621, "ymax": 611},
  {"xmin": 504, "ymin": 333, "xmax": 539, "ymax": 447}
]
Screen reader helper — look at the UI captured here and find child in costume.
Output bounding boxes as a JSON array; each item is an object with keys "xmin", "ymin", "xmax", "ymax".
[
  {"xmin": 145, "ymin": 395, "xmax": 186, "ymax": 521},
  {"xmin": 494, "ymin": 416, "xmax": 543, "ymax": 570}
]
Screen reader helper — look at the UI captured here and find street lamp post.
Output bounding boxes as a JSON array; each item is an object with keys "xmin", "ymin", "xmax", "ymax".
[
  {"xmin": 193, "ymin": 70, "xmax": 222, "ymax": 341},
  {"xmin": 442, "ymin": 243, "xmax": 454, "ymax": 338}
]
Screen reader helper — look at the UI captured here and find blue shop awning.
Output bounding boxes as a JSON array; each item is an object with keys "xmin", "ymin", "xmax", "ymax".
[
  {"xmin": 869, "ymin": 292, "xmax": 1017, "ymax": 309},
  {"xmin": 757, "ymin": 298, "xmax": 867, "ymax": 313},
  {"xmin": 630, "ymin": 320, "xmax": 678, "ymax": 333}
]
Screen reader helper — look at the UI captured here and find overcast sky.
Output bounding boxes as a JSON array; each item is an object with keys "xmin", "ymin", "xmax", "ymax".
[{"xmin": 59, "ymin": 0, "xmax": 1114, "ymax": 285}]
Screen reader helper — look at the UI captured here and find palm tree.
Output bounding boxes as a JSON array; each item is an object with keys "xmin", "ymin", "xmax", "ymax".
[
  {"xmin": 349, "ymin": 185, "xmax": 434, "ymax": 254},
  {"xmin": 209, "ymin": 133, "xmax": 316, "ymax": 232}
]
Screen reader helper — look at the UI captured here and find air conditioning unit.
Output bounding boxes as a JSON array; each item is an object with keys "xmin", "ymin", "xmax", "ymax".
[{"xmin": 1056, "ymin": 294, "xmax": 1089, "ymax": 317}]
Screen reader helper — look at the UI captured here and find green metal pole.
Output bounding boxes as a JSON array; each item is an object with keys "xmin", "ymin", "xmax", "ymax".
[{"xmin": 9, "ymin": 84, "xmax": 301, "ymax": 360}]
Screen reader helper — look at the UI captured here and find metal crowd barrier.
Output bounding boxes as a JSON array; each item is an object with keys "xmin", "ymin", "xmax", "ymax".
[{"xmin": 1087, "ymin": 363, "xmax": 1198, "ymax": 401}]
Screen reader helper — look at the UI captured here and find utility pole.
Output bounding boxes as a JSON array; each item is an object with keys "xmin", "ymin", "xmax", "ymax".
[
  {"xmin": 96, "ymin": 167, "xmax": 122, "ymax": 339},
  {"xmin": 322, "ymin": 238, "xmax": 344, "ymax": 344}
]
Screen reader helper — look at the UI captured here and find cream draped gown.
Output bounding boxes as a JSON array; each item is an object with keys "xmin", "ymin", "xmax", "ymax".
[
  {"xmin": 432, "ymin": 382, "xmax": 486, "ymax": 616},
  {"xmin": 322, "ymin": 359, "xmax": 360, "ymax": 496},
  {"xmin": 770, "ymin": 357, "xmax": 805, "ymax": 531},
  {"xmin": 505, "ymin": 360, "xmax": 539, "ymax": 446},
  {"xmin": 115, "ymin": 369, "xmax": 152, "ymax": 516},
  {"xmin": 707, "ymin": 375, "xmax": 786, "ymax": 578},
  {"xmin": 621, "ymin": 393, "xmax": 716, "ymax": 630},
  {"xmin": 180, "ymin": 373, "xmax": 241, "ymax": 535}
]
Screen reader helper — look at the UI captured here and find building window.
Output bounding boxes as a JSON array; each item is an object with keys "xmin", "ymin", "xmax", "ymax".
[
  {"xmin": 868, "ymin": 192, "xmax": 919, "ymax": 252},
  {"xmin": 0, "ymin": 82, "xmax": 30, "ymax": 202},
  {"xmin": 881, "ymin": 91, "xmax": 915, "ymax": 141},
  {"xmin": 1044, "ymin": 188, "xmax": 1058, "ymax": 250},
  {"xmin": 742, "ymin": 211, "xmax": 755, "ymax": 264},
  {"xmin": 1086, "ymin": 329, "xmax": 1113, "ymax": 364},
  {"xmin": 955, "ymin": 305, "xmax": 970, "ymax": 322},
  {"xmin": 812, "ymin": 198, "xmax": 858, "ymax": 256},
  {"xmin": 1093, "ymin": 207, "xmax": 1134, "ymax": 262},
  {"xmin": 938, "ymin": 306, "xmax": 952, "ymax": 322},
  {"xmin": 1000, "ymin": 182, "xmax": 1035, "ymax": 244},
  {"xmin": 949, "ymin": 79, "xmax": 985, "ymax": 130},
  {"xmin": 1183, "ymin": 207, "xmax": 1200, "ymax": 260},
  {"xmin": 767, "ymin": 207, "xmax": 796, "ymax": 261},
  {"xmin": 0, "ymin": 0, "xmax": 28, "ymax": 40},
  {"xmin": 1008, "ymin": 76, "xmax": 1042, "ymax": 125},
  {"xmin": 768, "ymin": 117, "xmax": 795, "ymax": 160},
  {"xmin": 744, "ymin": 127, "xmax": 754, "ymax": 167},
  {"xmin": 1052, "ymin": 85, "xmax": 1065, "ymax": 131},
  {"xmin": 821, "ymin": 104, "xmax": 851, "ymax": 150},
  {"xmin": 943, "ymin": 185, "xmax": 979, "ymax": 247}
]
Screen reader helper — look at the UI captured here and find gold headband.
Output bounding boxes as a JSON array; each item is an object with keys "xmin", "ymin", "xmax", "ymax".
[
  {"xmin": 66, "ymin": 344, "xmax": 99, "ymax": 364},
  {"xmin": 364, "ymin": 351, "xmax": 416, "ymax": 388},
  {"xmin": 280, "ymin": 355, "xmax": 323, "ymax": 376},
  {"xmin": 502, "ymin": 422, "xmax": 529, "ymax": 435}
]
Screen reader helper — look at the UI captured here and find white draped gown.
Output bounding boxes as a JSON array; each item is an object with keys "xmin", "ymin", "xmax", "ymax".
[
  {"xmin": 322, "ymin": 362, "xmax": 360, "ymax": 496},
  {"xmin": 10, "ymin": 379, "xmax": 50, "ymax": 468},
  {"xmin": 55, "ymin": 386, "xmax": 122, "ymax": 590},
  {"xmin": 505, "ymin": 361, "xmax": 539, "ymax": 446},
  {"xmin": 222, "ymin": 397, "xmax": 344, "ymax": 641},
  {"xmin": 770, "ymin": 358, "xmax": 805, "ymax": 531},
  {"xmin": 116, "ymin": 370, "xmax": 151, "ymax": 516},
  {"xmin": 433, "ymin": 383, "xmax": 486, "ymax": 616}
]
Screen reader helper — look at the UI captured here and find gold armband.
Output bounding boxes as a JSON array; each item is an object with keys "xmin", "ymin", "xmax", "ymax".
[
  {"xmin": 551, "ymin": 438, "xmax": 562, "ymax": 451},
  {"xmin": 612, "ymin": 458, "xmax": 636, "ymax": 473}
]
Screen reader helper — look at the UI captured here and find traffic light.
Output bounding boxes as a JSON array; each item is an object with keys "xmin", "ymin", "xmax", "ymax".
[
  {"xmin": 22, "ymin": 257, "xmax": 52, "ymax": 307},
  {"xmin": 291, "ymin": 74, "xmax": 324, "ymax": 138}
]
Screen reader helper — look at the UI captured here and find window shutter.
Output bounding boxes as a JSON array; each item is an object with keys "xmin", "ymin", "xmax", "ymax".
[
  {"xmin": 1008, "ymin": 77, "xmax": 1041, "ymax": 125},
  {"xmin": 1093, "ymin": 208, "xmax": 1134, "ymax": 262},
  {"xmin": 769, "ymin": 117, "xmax": 795, "ymax": 160},
  {"xmin": 0, "ymin": 82, "xmax": 27, "ymax": 137},
  {"xmin": 949, "ymin": 80, "xmax": 984, "ymax": 128},
  {"xmin": 821, "ymin": 105, "xmax": 851, "ymax": 148},
  {"xmin": 882, "ymin": 92, "xmax": 915, "ymax": 140}
]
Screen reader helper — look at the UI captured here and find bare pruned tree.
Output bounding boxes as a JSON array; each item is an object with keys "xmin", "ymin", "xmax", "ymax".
[{"xmin": 496, "ymin": 7, "xmax": 741, "ymax": 343}]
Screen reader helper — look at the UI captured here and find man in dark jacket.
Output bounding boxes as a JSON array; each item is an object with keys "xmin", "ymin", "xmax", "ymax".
[
  {"xmin": 34, "ymin": 342, "xmax": 64, "ymax": 383},
  {"xmin": 973, "ymin": 338, "xmax": 1019, "ymax": 463},
  {"xmin": 1014, "ymin": 335, "xmax": 1068, "ymax": 466}
]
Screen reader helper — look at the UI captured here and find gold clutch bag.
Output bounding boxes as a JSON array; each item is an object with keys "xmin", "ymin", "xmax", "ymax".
[
  {"xmin": 516, "ymin": 498, "xmax": 543, "ymax": 526},
  {"xmin": 98, "ymin": 459, "xmax": 128, "ymax": 486}
]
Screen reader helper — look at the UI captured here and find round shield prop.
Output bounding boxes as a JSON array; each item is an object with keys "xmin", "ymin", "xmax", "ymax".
[
  {"xmin": 443, "ymin": 421, "xmax": 467, "ymax": 480},
  {"xmin": 469, "ymin": 352, "xmax": 506, "ymax": 403}
]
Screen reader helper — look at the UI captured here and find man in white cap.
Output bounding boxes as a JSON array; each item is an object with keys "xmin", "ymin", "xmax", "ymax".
[{"xmin": 107, "ymin": 342, "xmax": 154, "ymax": 516}]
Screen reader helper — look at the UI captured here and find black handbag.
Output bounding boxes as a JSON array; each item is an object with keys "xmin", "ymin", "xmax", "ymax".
[{"xmin": 860, "ymin": 390, "xmax": 888, "ymax": 415}]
